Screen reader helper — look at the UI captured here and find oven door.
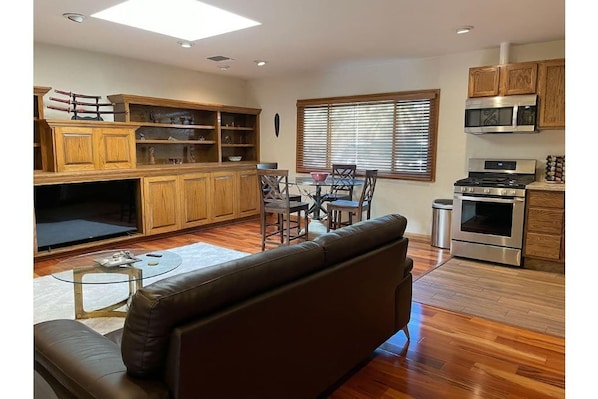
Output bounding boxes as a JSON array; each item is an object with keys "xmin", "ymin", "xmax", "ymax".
[{"xmin": 452, "ymin": 194, "xmax": 525, "ymax": 248}]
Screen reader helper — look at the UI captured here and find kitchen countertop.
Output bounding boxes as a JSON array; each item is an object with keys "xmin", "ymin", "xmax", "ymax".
[{"xmin": 527, "ymin": 181, "xmax": 565, "ymax": 191}]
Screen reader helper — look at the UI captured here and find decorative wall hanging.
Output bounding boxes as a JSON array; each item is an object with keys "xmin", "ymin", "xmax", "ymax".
[{"xmin": 274, "ymin": 113, "xmax": 280, "ymax": 137}]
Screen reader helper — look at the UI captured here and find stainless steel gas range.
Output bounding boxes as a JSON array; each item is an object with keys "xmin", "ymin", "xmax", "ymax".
[{"xmin": 451, "ymin": 158, "xmax": 536, "ymax": 266}]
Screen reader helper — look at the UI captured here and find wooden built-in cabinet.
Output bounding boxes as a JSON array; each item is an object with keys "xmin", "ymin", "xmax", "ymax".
[
  {"xmin": 34, "ymin": 90, "xmax": 263, "ymax": 257},
  {"xmin": 39, "ymin": 120, "xmax": 137, "ymax": 172},
  {"xmin": 523, "ymin": 190, "xmax": 565, "ymax": 272},
  {"xmin": 143, "ymin": 169, "xmax": 260, "ymax": 236},
  {"xmin": 34, "ymin": 86, "xmax": 52, "ymax": 171},
  {"xmin": 108, "ymin": 94, "xmax": 260, "ymax": 166},
  {"xmin": 467, "ymin": 59, "xmax": 565, "ymax": 129}
]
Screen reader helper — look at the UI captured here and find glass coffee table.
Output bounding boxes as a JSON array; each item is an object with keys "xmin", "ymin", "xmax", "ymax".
[{"xmin": 52, "ymin": 249, "xmax": 182, "ymax": 319}]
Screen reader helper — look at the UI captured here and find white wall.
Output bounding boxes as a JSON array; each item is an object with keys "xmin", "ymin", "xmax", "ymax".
[
  {"xmin": 33, "ymin": 40, "xmax": 565, "ymax": 237},
  {"xmin": 250, "ymin": 40, "xmax": 565, "ymax": 236},
  {"xmin": 34, "ymin": 43, "xmax": 259, "ymax": 121}
]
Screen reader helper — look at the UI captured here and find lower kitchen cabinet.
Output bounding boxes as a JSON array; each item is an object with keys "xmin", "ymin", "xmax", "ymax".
[{"xmin": 523, "ymin": 189, "xmax": 565, "ymax": 272}]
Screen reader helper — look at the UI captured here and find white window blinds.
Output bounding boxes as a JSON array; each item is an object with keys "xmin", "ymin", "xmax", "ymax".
[{"xmin": 297, "ymin": 90, "xmax": 439, "ymax": 181}]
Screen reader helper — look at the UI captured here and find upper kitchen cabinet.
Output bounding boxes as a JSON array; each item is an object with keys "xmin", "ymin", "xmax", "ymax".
[
  {"xmin": 468, "ymin": 62, "xmax": 537, "ymax": 98},
  {"xmin": 467, "ymin": 66, "xmax": 500, "ymax": 97},
  {"xmin": 108, "ymin": 94, "xmax": 261, "ymax": 166},
  {"xmin": 537, "ymin": 59, "xmax": 565, "ymax": 129},
  {"xmin": 467, "ymin": 59, "xmax": 565, "ymax": 130}
]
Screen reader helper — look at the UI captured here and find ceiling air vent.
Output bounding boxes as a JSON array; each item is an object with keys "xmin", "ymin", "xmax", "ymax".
[{"xmin": 207, "ymin": 56, "xmax": 232, "ymax": 62}]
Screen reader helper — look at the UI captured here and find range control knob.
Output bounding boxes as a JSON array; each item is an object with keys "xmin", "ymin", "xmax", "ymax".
[{"xmin": 483, "ymin": 188, "xmax": 490, "ymax": 194}]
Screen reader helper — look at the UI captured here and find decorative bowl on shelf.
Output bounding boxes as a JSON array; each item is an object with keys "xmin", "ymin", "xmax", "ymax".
[
  {"xmin": 310, "ymin": 172, "xmax": 329, "ymax": 182},
  {"xmin": 228, "ymin": 156, "xmax": 242, "ymax": 162}
]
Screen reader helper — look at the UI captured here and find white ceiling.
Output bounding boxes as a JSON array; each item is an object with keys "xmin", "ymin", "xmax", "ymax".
[{"xmin": 34, "ymin": 0, "xmax": 566, "ymax": 80}]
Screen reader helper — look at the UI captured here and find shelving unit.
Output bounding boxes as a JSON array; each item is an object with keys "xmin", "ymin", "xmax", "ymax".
[
  {"xmin": 108, "ymin": 94, "xmax": 260, "ymax": 166},
  {"xmin": 34, "ymin": 86, "xmax": 52, "ymax": 171}
]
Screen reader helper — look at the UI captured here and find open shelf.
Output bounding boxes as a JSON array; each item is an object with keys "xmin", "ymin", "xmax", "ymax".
[{"xmin": 109, "ymin": 94, "xmax": 261, "ymax": 166}]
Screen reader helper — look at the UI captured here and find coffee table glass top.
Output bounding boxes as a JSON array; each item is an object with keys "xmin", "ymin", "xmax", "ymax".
[{"xmin": 51, "ymin": 249, "xmax": 182, "ymax": 284}]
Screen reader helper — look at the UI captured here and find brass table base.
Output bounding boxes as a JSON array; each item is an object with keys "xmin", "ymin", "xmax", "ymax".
[{"xmin": 73, "ymin": 266, "xmax": 143, "ymax": 319}]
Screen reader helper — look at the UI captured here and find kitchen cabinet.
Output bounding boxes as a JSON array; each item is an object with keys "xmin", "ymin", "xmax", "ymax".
[
  {"xmin": 537, "ymin": 58, "xmax": 565, "ymax": 129},
  {"xmin": 467, "ymin": 59, "xmax": 565, "ymax": 130},
  {"xmin": 468, "ymin": 62, "xmax": 537, "ymax": 97},
  {"xmin": 523, "ymin": 189, "xmax": 565, "ymax": 272},
  {"xmin": 40, "ymin": 120, "xmax": 137, "ymax": 172},
  {"xmin": 108, "ymin": 94, "xmax": 260, "ymax": 166}
]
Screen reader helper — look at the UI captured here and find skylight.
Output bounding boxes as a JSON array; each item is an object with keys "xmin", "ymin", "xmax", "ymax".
[{"xmin": 91, "ymin": 0, "xmax": 261, "ymax": 42}]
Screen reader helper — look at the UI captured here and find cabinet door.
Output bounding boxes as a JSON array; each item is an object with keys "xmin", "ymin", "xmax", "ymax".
[
  {"xmin": 526, "ymin": 208, "xmax": 564, "ymax": 235},
  {"xmin": 210, "ymin": 171, "xmax": 236, "ymax": 222},
  {"xmin": 525, "ymin": 233, "xmax": 563, "ymax": 260},
  {"xmin": 237, "ymin": 169, "xmax": 260, "ymax": 217},
  {"xmin": 537, "ymin": 59, "xmax": 565, "ymax": 129},
  {"xmin": 180, "ymin": 172, "xmax": 211, "ymax": 228},
  {"xmin": 468, "ymin": 66, "xmax": 500, "ymax": 97},
  {"xmin": 98, "ymin": 128, "xmax": 136, "ymax": 169},
  {"xmin": 524, "ymin": 190, "xmax": 565, "ymax": 262},
  {"xmin": 53, "ymin": 127, "xmax": 97, "ymax": 172},
  {"xmin": 500, "ymin": 62, "xmax": 538, "ymax": 95},
  {"xmin": 143, "ymin": 176, "xmax": 180, "ymax": 235}
]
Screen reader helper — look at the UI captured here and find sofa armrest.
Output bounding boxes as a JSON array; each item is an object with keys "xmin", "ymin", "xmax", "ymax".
[{"xmin": 34, "ymin": 319, "xmax": 168, "ymax": 399}]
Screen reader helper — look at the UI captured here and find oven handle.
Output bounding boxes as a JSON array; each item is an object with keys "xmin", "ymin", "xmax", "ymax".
[{"xmin": 455, "ymin": 195, "xmax": 524, "ymax": 204}]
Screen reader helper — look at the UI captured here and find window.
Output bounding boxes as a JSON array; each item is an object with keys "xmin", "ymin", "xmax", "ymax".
[{"xmin": 296, "ymin": 90, "xmax": 440, "ymax": 181}]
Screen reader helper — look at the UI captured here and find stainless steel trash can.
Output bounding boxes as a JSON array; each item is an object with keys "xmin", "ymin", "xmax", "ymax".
[{"xmin": 431, "ymin": 199, "xmax": 453, "ymax": 249}]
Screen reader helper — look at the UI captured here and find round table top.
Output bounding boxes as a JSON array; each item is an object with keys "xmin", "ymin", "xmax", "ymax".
[
  {"xmin": 293, "ymin": 176, "xmax": 364, "ymax": 186},
  {"xmin": 51, "ymin": 248, "xmax": 182, "ymax": 284}
]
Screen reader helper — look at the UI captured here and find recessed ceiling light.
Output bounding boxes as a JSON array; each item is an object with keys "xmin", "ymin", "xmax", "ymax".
[
  {"xmin": 91, "ymin": 0, "xmax": 261, "ymax": 41},
  {"xmin": 177, "ymin": 41, "xmax": 193, "ymax": 48},
  {"xmin": 63, "ymin": 13, "xmax": 87, "ymax": 23},
  {"xmin": 456, "ymin": 26, "xmax": 474, "ymax": 35},
  {"xmin": 254, "ymin": 60, "xmax": 267, "ymax": 67}
]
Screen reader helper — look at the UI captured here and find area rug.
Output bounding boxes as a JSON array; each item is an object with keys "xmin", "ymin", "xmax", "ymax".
[
  {"xmin": 412, "ymin": 257, "xmax": 565, "ymax": 337},
  {"xmin": 33, "ymin": 242, "xmax": 249, "ymax": 335}
]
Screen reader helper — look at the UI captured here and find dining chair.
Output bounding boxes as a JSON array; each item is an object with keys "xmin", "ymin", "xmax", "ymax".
[
  {"xmin": 326, "ymin": 169, "xmax": 378, "ymax": 231},
  {"xmin": 257, "ymin": 168, "xmax": 310, "ymax": 251},
  {"xmin": 321, "ymin": 164, "xmax": 357, "ymax": 209},
  {"xmin": 257, "ymin": 162, "xmax": 302, "ymax": 202}
]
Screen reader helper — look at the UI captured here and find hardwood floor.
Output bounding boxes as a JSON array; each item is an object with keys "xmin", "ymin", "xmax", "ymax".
[{"xmin": 33, "ymin": 218, "xmax": 565, "ymax": 398}]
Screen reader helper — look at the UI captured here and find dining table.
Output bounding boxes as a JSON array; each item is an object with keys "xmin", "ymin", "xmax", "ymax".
[{"xmin": 292, "ymin": 176, "xmax": 364, "ymax": 220}]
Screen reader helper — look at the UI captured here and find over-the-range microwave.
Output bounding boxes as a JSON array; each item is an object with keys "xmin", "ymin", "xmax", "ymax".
[{"xmin": 464, "ymin": 94, "xmax": 538, "ymax": 134}]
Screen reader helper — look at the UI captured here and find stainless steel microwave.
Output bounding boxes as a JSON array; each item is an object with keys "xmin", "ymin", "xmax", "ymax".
[{"xmin": 464, "ymin": 94, "xmax": 538, "ymax": 134}]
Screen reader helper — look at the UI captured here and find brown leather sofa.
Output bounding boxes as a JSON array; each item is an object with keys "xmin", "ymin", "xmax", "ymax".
[{"xmin": 34, "ymin": 214, "xmax": 413, "ymax": 399}]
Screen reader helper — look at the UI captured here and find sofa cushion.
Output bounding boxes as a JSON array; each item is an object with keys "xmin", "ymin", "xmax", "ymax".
[
  {"xmin": 122, "ymin": 240, "xmax": 325, "ymax": 378},
  {"xmin": 313, "ymin": 214, "xmax": 407, "ymax": 266}
]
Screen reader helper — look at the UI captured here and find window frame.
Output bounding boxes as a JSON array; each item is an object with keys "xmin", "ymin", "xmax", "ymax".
[{"xmin": 296, "ymin": 89, "xmax": 440, "ymax": 181}]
